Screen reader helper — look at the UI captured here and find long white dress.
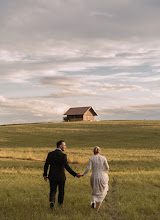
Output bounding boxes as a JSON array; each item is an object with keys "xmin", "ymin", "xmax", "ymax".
[{"xmin": 83, "ymin": 155, "xmax": 109, "ymax": 203}]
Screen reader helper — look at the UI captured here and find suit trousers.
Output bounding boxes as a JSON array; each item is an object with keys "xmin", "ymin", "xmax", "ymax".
[{"xmin": 49, "ymin": 179, "xmax": 65, "ymax": 206}]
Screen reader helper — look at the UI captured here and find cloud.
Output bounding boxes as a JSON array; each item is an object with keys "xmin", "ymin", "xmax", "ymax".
[
  {"xmin": 0, "ymin": 50, "xmax": 25, "ymax": 62},
  {"xmin": 39, "ymin": 76, "xmax": 76, "ymax": 87},
  {"xmin": 39, "ymin": 74, "xmax": 145, "ymax": 98},
  {"xmin": 120, "ymin": 74, "xmax": 160, "ymax": 83},
  {"xmin": 0, "ymin": 95, "xmax": 69, "ymax": 124},
  {"xmin": 98, "ymin": 103, "xmax": 160, "ymax": 120},
  {"xmin": 39, "ymin": 75, "xmax": 98, "ymax": 97},
  {"xmin": 89, "ymin": 11, "xmax": 113, "ymax": 18},
  {"xmin": 1, "ymin": 39, "xmax": 160, "ymax": 84},
  {"xmin": 90, "ymin": 82, "xmax": 142, "ymax": 91},
  {"xmin": 0, "ymin": 1, "xmax": 160, "ymax": 124},
  {"xmin": 1, "ymin": 0, "xmax": 160, "ymax": 54}
]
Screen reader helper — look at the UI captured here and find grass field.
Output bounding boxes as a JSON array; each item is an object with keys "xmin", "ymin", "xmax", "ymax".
[{"xmin": 0, "ymin": 120, "xmax": 160, "ymax": 220}]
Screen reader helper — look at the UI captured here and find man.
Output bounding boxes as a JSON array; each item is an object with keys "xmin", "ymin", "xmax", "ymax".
[{"xmin": 43, "ymin": 140, "xmax": 80, "ymax": 210}]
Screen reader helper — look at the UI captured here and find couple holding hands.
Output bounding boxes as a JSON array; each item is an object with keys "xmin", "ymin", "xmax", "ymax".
[{"xmin": 43, "ymin": 140, "xmax": 109, "ymax": 212}]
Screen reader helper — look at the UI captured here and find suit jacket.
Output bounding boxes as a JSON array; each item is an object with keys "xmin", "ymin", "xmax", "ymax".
[{"xmin": 43, "ymin": 149, "xmax": 77, "ymax": 181}]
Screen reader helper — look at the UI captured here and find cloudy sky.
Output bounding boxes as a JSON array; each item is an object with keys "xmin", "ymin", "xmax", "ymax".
[{"xmin": 0, "ymin": 0, "xmax": 160, "ymax": 124}]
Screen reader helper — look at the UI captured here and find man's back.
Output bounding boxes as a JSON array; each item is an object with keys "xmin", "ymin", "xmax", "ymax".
[
  {"xmin": 48, "ymin": 149, "xmax": 66, "ymax": 181},
  {"xmin": 43, "ymin": 140, "xmax": 78, "ymax": 209},
  {"xmin": 43, "ymin": 149, "xmax": 76, "ymax": 181}
]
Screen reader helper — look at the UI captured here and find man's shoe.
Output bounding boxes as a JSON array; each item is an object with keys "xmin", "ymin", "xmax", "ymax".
[
  {"xmin": 50, "ymin": 203, "xmax": 54, "ymax": 211},
  {"xmin": 91, "ymin": 203, "xmax": 95, "ymax": 208}
]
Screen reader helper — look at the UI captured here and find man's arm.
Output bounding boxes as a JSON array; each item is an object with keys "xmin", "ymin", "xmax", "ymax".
[
  {"xmin": 63, "ymin": 154, "xmax": 79, "ymax": 177},
  {"xmin": 43, "ymin": 153, "xmax": 50, "ymax": 180}
]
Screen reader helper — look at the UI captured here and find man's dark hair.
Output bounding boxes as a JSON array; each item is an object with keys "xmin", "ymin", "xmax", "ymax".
[{"xmin": 57, "ymin": 140, "xmax": 65, "ymax": 148}]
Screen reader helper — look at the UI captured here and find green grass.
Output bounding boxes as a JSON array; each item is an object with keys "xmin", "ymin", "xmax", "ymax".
[
  {"xmin": 0, "ymin": 121, "xmax": 160, "ymax": 219},
  {"xmin": 1, "ymin": 159, "xmax": 160, "ymax": 220},
  {"xmin": 0, "ymin": 120, "xmax": 160, "ymax": 149}
]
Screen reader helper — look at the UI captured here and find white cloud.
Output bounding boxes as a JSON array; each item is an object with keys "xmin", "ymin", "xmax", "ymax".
[
  {"xmin": 89, "ymin": 11, "xmax": 113, "ymax": 18},
  {"xmin": 98, "ymin": 103, "xmax": 160, "ymax": 120},
  {"xmin": 0, "ymin": 50, "xmax": 25, "ymax": 62},
  {"xmin": 0, "ymin": 0, "xmax": 160, "ymax": 123},
  {"xmin": 0, "ymin": 95, "xmax": 69, "ymax": 124},
  {"xmin": 0, "ymin": 95, "xmax": 6, "ymax": 102}
]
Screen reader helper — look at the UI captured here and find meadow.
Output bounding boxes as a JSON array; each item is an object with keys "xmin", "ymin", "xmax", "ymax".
[{"xmin": 0, "ymin": 120, "xmax": 160, "ymax": 220}]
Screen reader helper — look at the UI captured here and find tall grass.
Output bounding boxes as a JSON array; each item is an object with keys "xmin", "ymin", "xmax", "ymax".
[
  {"xmin": 0, "ymin": 121, "xmax": 160, "ymax": 219},
  {"xmin": 0, "ymin": 120, "xmax": 160, "ymax": 149},
  {"xmin": 1, "ymin": 159, "xmax": 160, "ymax": 220}
]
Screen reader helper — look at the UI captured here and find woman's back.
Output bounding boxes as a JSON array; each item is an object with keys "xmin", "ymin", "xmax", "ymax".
[
  {"xmin": 90, "ymin": 155, "xmax": 109, "ymax": 174},
  {"xmin": 82, "ymin": 147, "xmax": 109, "ymax": 211}
]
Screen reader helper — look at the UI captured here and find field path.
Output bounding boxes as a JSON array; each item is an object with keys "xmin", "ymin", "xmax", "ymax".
[{"xmin": 103, "ymin": 177, "xmax": 121, "ymax": 220}]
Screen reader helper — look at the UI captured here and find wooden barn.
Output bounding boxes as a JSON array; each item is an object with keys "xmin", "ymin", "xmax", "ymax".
[{"xmin": 63, "ymin": 106, "xmax": 98, "ymax": 122}]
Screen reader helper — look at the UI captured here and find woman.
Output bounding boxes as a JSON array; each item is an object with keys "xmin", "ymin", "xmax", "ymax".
[{"xmin": 82, "ymin": 146, "xmax": 109, "ymax": 212}]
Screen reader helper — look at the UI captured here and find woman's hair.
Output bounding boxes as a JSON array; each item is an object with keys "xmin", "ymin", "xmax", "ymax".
[{"xmin": 93, "ymin": 146, "xmax": 101, "ymax": 154}]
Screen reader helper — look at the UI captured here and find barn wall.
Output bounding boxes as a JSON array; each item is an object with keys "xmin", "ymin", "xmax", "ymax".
[
  {"xmin": 67, "ymin": 115, "xmax": 83, "ymax": 122},
  {"xmin": 83, "ymin": 110, "xmax": 94, "ymax": 121}
]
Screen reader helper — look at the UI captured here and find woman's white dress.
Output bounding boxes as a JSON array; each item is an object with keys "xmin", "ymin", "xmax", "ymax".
[{"xmin": 83, "ymin": 155, "xmax": 109, "ymax": 203}]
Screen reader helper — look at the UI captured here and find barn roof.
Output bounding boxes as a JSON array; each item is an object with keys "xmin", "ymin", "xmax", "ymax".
[{"xmin": 64, "ymin": 106, "xmax": 98, "ymax": 116}]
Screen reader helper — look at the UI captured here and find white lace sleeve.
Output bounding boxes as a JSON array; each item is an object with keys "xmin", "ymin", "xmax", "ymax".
[
  {"xmin": 104, "ymin": 157, "xmax": 109, "ymax": 171},
  {"xmin": 83, "ymin": 158, "xmax": 92, "ymax": 176}
]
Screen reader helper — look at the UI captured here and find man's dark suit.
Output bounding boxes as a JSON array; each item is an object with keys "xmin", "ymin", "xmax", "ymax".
[{"xmin": 43, "ymin": 149, "xmax": 77, "ymax": 206}]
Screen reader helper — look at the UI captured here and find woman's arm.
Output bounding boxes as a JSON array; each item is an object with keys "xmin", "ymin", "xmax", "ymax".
[
  {"xmin": 82, "ymin": 158, "xmax": 92, "ymax": 176},
  {"xmin": 104, "ymin": 157, "xmax": 109, "ymax": 172}
]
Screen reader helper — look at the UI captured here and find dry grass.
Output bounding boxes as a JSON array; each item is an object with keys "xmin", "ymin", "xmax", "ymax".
[
  {"xmin": 0, "ymin": 121, "xmax": 160, "ymax": 219},
  {"xmin": 0, "ymin": 147, "xmax": 160, "ymax": 165}
]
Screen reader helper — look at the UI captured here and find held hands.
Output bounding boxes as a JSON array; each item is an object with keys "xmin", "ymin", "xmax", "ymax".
[{"xmin": 76, "ymin": 173, "xmax": 83, "ymax": 178}]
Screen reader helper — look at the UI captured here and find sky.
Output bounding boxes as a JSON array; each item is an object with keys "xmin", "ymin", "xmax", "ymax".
[{"xmin": 0, "ymin": 0, "xmax": 160, "ymax": 124}]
